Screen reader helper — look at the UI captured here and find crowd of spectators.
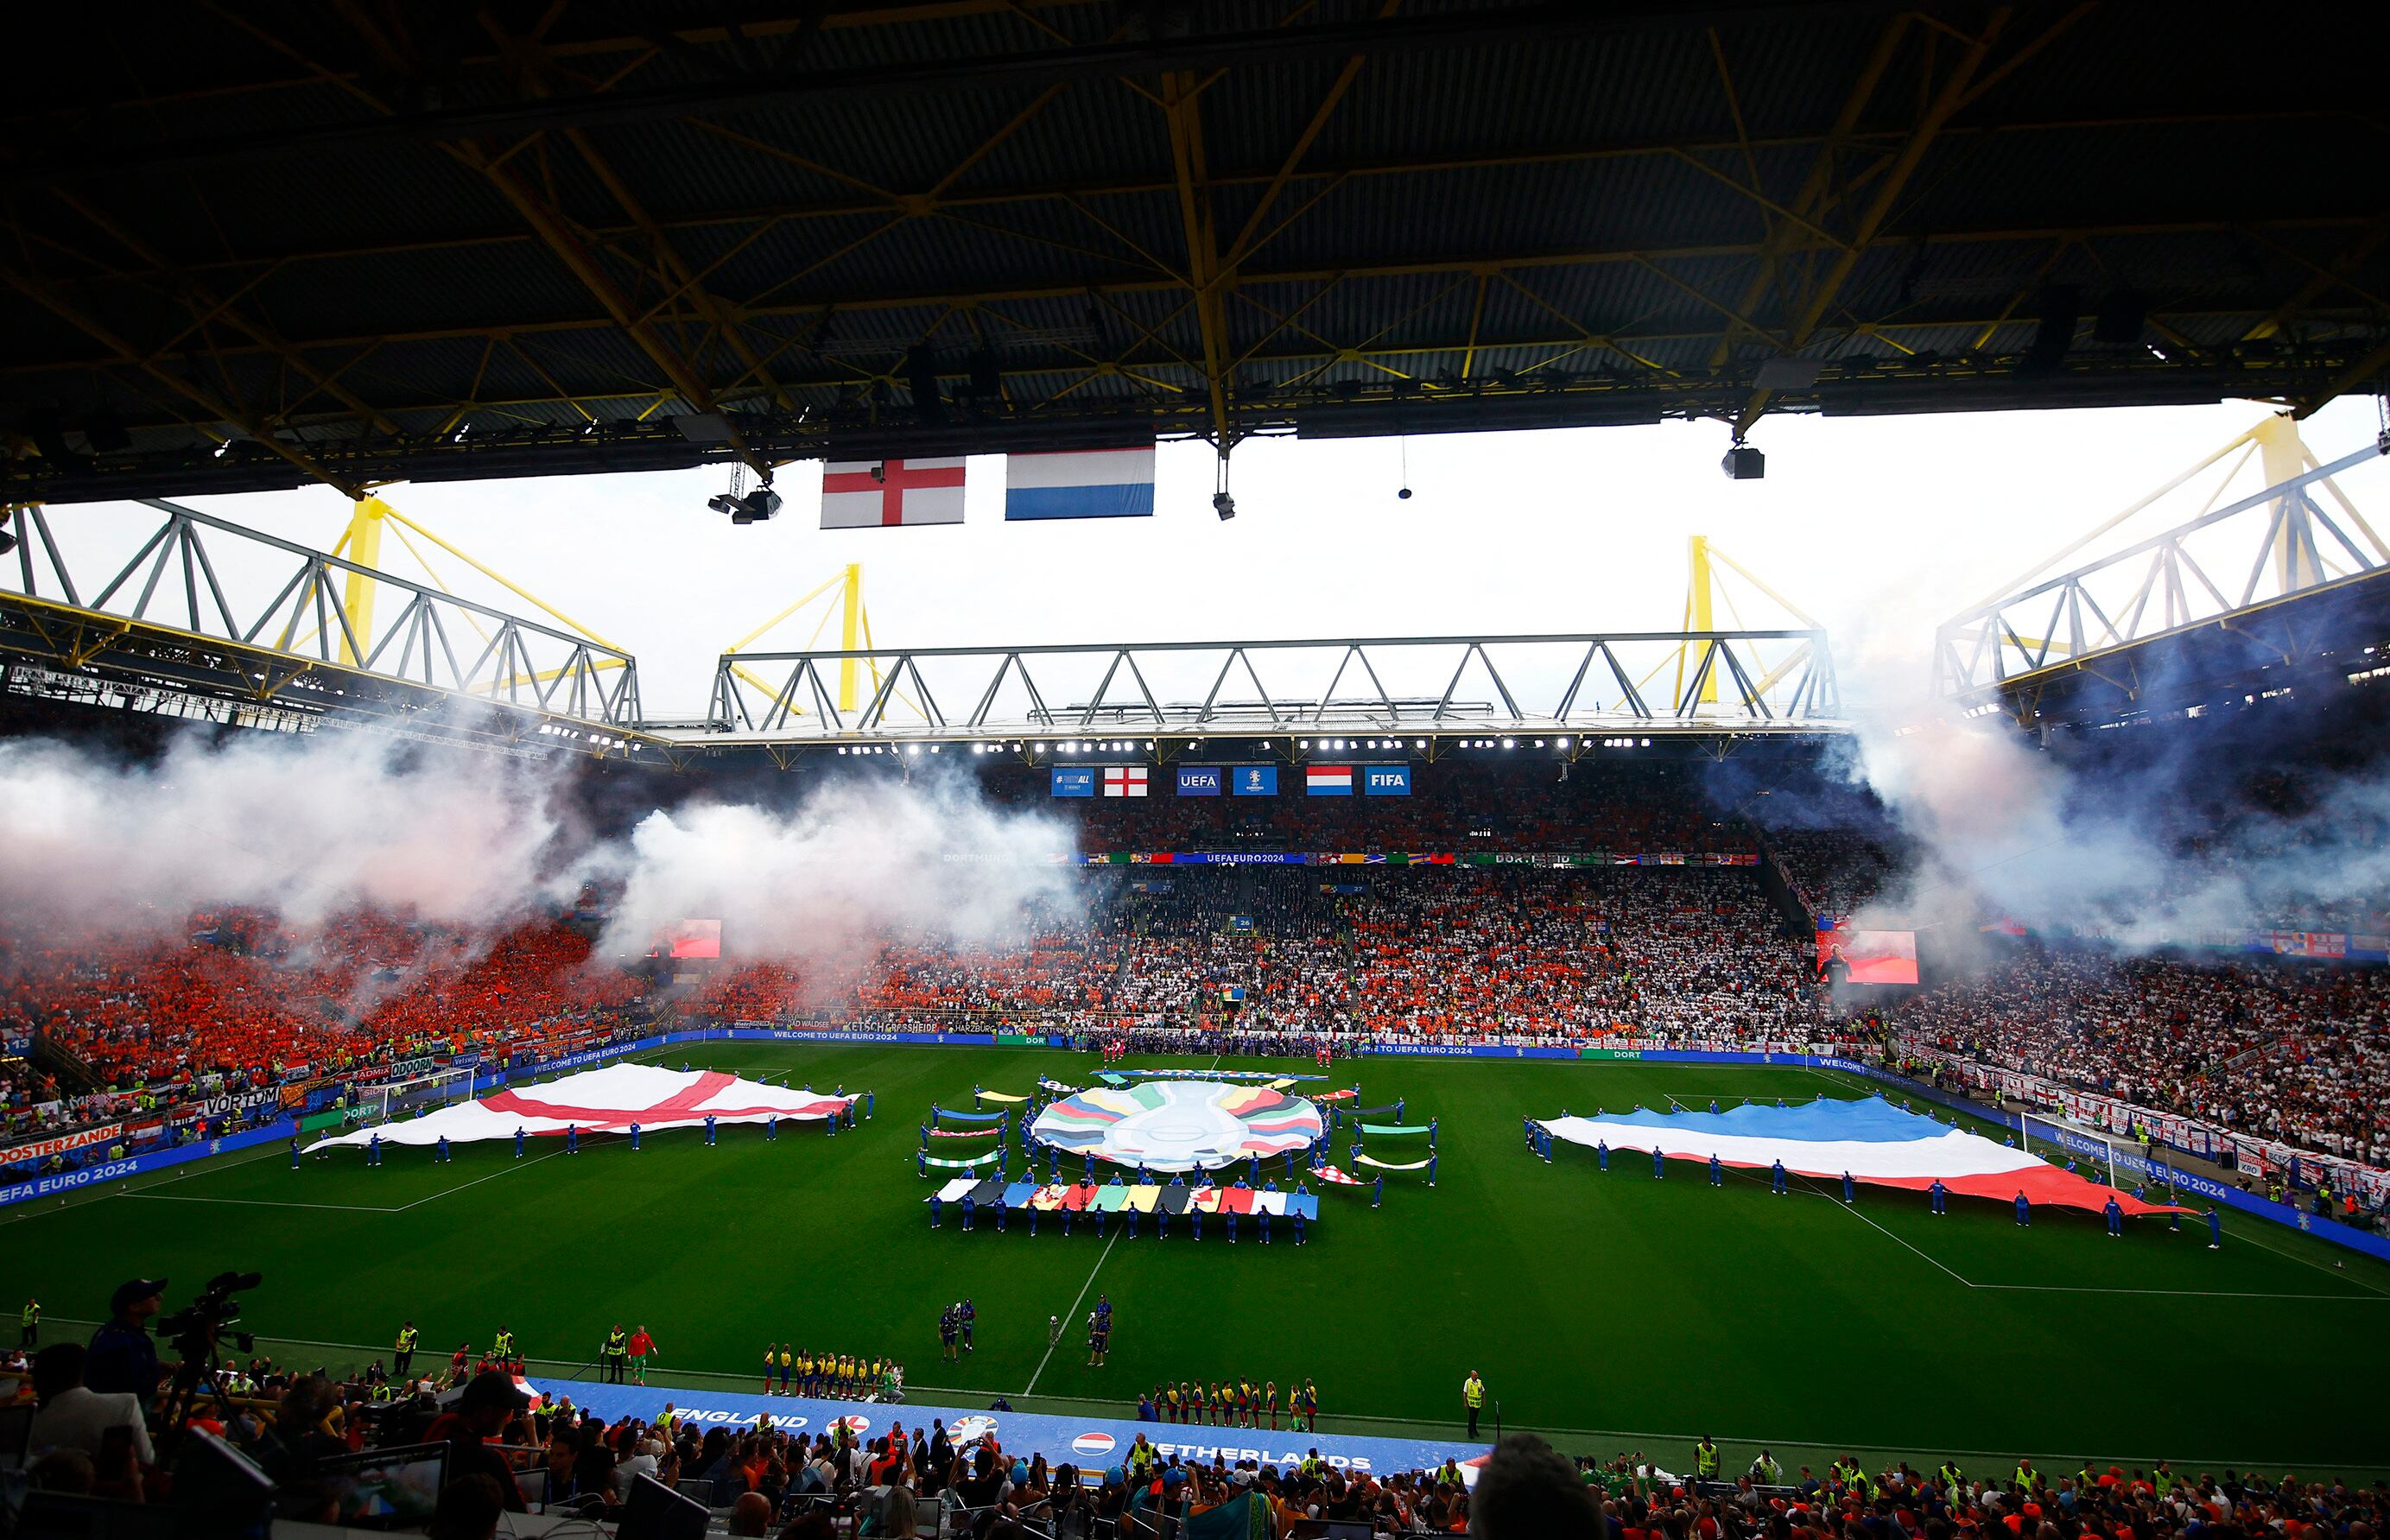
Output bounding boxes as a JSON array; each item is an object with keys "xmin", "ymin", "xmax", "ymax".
[
  {"xmin": 2, "ymin": 910, "xmax": 647, "ymax": 1100},
  {"xmin": 686, "ymin": 866, "xmax": 1830, "ymax": 1049},
  {"xmin": 1761, "ymin": 827, "xmax": 1909, "ymax": 926},
  {"xmin": 12, "ymin": 1320, "xmax": 2387, "ymax": 1540},
  {"xmin": 1890, "ymin": 943, "xmax": 2390, "ymax": 1169}
]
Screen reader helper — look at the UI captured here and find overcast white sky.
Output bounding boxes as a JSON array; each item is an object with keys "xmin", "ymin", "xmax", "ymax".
[{"xmin": 36, "ymin": 396, "xmax": 2387, "ymax": 718}]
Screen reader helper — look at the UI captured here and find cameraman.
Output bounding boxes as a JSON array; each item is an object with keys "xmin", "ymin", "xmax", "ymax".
[{"xmin": 85, "ymin": 1278, "xmax": 166, "ymax": 1404}]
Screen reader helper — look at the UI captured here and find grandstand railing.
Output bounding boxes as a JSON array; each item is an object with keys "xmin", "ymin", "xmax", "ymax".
[
  {"xmin": 701, "ymin": 630, "xmax": 1842, "ymax": 741},
  {"xmin": 1933, "ymin": 438, "xmax": 2390, "ymax": 700},
  {"xmin": 1, "ymin": 497, "xmax": 646, "ymax": 738}
]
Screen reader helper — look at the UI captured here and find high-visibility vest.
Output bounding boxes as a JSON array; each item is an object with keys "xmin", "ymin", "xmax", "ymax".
[
  {"xmin": 22, "ymin": 1303, "xmax": 38, "ymax": 1327},
  {"xmin": 605, "ymin": 1331, "xmax": 627, "ymax": 1356},
  {"xmin": 1939, "ymin": 1465, "xmax": 1963, "ymax": 1488},
  {"xmin": 1696, "ymin": 1444, "xmax": 1719, "ymax": 1478},
  {"xmin": 396, "ymin": 1327, "xmax": 417, "ymax": 1353},
  {"xmin": 1462, "ymin": 1378, "xmax": 1484, "ymax": 1409}
]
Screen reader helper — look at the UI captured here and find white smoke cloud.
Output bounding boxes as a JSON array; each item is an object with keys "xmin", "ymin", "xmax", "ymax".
[
  {"xmin": 0, "ymin": 728, "xmax": 1082, "ymax": 989},
  {"xmin": 591, "ymin": 773, "xmax": 1081, "ymax": 984},
  {"xmin": 1822, "ymin": 609, "xmax": 2390, "ymax": 950},
  {"xmin": 0, "ymin": 728, "xmax": 571, "ymax": 933}
]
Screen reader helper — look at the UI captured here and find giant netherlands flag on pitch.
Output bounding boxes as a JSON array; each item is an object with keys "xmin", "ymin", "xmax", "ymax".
[
  {"xmin": 1537, "ymin": 1095, "xmax": 2195, "ymax": 1216},
  {"xmin": 1005, "ymin": 447, "xmax": 1156, "ymax": 521}
]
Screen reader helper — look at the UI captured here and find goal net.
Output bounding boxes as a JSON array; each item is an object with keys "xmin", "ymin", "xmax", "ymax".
[{"xmin": 353, "ymin": 1066, "xmax": 485, "ymax": 1129}]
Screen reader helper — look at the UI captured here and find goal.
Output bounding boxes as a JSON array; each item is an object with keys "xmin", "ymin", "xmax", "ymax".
[{"xmin": 353, "ymin": 1065, "xmax": 484, "ymax": 1128}]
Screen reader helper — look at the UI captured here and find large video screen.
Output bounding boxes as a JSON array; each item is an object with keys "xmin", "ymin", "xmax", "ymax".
[
  {"xmin": 1816, "ymin": 924, "xmax": 1918, "ymax": 985},
  {"xmin": 653, "ymin": 918, "xmax": 722, "ymax": 960}
]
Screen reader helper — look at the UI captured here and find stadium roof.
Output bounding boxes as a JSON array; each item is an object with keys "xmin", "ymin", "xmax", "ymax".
[{"xmin": 4, "ymin": 0, "xmax": 2387, "ymax": 504}]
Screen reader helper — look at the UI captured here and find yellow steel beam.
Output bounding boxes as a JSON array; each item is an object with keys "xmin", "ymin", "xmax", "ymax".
[
  {"xmin": 2256, "ymin": 413, "xmax": 2322, "ymax": 592},
  {"xmin": 1707, "ymin": 12, "xmax": 1910, "ymax": 371},
  {"xmin": 34, "ymin": 111, "xmax": 2355, "ymax": 297},
  {"xmin": 840, "ymin": 562, "xmax": 863, "ymax": 713},
  {"xmin": 0, "ymin": 259, "xmax": 361, "ymax": 496},
  {"xmin": 47, "ymin": 191, "xmax": 407, "ymax": 439},
  {"xmin": 1736, "ymin": 9, "xmax": 2014, "ymax": 435},
  {"xmin": 1162, "ymin": 69, "xmax": 1233, "ymax": 447},
  {"xmin": 22, "ymin": 212, "xmax": 2383, "ymax": 376},
  {"xmin": 1677, "ymin": 536, "xmax": 1718, "ymax": 707},
  {"xmin": 375, "ymin": 504, "xmax": 627, "ymax": 652},
  {"xmin": 336, "ymin": 497, "xmax": 388, "ymax": 666},
  {"xmin": 1966, "ymin": 422, "xmax": 2267, "ymax": 612}
]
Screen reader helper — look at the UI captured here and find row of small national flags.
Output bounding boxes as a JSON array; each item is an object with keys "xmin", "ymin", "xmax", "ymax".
[
  {"xmin": 821, "ymin": 447, "xmax": 1155, "ymax": 529},
  {"xmin": 1084, "ymin": 766, "xmax": 1376, "ymax": 798}
]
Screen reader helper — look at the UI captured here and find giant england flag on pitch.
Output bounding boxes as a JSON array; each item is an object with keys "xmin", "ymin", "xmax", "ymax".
[
  {"xmin": 1005, "ymin": 447, "xmax": 1157, "ymax": 521},
  {"xmin": 306, "ymin": 1065, "xmax": 853, "ymax": 1150},
  {"xmin": 1537, "ymin": 1095, "xmax": 2195, "ymax": 1215},
  {"xmin": 821, "ymin": 458, "xmax": 967, "ymax": 527}
]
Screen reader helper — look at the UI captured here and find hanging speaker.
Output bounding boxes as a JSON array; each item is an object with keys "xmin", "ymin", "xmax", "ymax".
[
  {"xmin": 2094, "ymin": 289, "xmax": 2147, "ymax": 346},
  {"xmin": 2020, "ymin": 285, "xmax": 2082, "ymax": 375},
  {"xmin": 905, "ymin": 345, "xmax": 944, "ymax": 422}
]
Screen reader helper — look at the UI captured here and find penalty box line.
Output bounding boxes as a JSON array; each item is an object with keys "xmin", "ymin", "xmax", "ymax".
[{"xmin": 111, "ymin": 1147, "xmax": 568, "ymax": 1214}]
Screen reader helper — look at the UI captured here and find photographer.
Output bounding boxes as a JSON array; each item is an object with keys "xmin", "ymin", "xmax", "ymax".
[{"xmin": 85, "ymin": 1278, "xmax": 166, "ymax": 1404}]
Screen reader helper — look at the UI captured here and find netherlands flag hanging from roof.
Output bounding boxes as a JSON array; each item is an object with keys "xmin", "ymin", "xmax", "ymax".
[{"xmin": 1005, "ymin": 447, "xmax": 1157, "ymax": 521}]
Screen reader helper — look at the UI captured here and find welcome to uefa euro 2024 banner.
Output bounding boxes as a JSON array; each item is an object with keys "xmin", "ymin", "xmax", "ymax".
[{"xmin": 536, "ymin": 1380, "xmax": 1490, "ymax": 1481}]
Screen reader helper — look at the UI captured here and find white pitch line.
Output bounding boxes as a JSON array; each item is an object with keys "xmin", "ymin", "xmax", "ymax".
[
  {"xmin": 2219, "ymin": 1215, "xmax": 2390, "ymax": 1296},
  {"xmin": 396, "ymin": 1148, "xmax": 567, "ymax": 1210},
  {"xmin": 111, "ymin": 1147, "xmax": 567, "ymax": 1214},
  {"xmin": 118, "ymin": 1193, "xmax": 402, "ymax": 1213},
  {"xmin": 1793, "ymin": 1176, "xmax": 1975, "ymax": 1289},
  {"xmin": 1024, "ymin": 1229, "xmax": 1121, "ymax": 1397},
  {"xmin": 1970, "ymin": 1283, "xmax": 2388, "ymax": 1301}
]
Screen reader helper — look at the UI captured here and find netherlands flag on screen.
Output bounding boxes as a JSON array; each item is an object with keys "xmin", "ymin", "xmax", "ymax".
[
  {"xmin": 1306, "ymin": 765, "xmax": 1353, "ymax": 796},
  {"xmin": 1005, "ymin": 447, "xmax": 1157, "ymax": 521}
]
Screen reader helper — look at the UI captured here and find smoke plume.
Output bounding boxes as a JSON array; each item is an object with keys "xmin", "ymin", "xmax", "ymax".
[{"xmin": 0, "ymin": 729, "xmax": 1081, "ymax": 974}]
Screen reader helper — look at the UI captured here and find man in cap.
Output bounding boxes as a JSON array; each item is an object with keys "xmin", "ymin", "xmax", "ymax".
[
  {"xmin": 422, "ymin": 1370, "xmax": 531, "ymax": 1512},
  {"xmin": 85, "ymin": 1278, "xmax": 167, "ymax": 1402}
]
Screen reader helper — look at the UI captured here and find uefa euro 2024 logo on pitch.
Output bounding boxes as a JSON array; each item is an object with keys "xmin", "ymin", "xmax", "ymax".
[
  {"xmin": 1030, "ymin": 1081, "xmax": 1323, "ymax": 1172},
  {"xmin": 948, "ymin": 1416, "xmax": 1000, "ymax": 1449}
]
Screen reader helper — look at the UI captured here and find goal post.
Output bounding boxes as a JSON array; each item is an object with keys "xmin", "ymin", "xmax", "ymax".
[{"xmin": 352, "ymin": 1065, "xmax": 483, "ymax": 1128}]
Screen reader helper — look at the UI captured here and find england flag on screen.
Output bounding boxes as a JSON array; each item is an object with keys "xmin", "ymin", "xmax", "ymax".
[{"xmin": 1102, "ymin": 765, "xmax": 1149, "ymax": 797}]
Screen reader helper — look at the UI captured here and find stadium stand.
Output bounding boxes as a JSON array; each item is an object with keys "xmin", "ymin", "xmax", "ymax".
[
  {"xmin": 1890, "ymin": 946, "xmax": 2390, "ymax": 1171},
  {"xmin": 6, "ymin": 1331, "xmax": 2383, "ymax": 1540}
]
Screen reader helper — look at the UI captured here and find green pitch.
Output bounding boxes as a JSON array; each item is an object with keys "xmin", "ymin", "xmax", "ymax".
[{"xmin": 8, "ymin": 1046, "xmax": 2387, "ymax": 1478}]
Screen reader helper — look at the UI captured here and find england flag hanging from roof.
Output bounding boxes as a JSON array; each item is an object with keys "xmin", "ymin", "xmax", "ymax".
[
  {"xmin": 1102, "ymin": 765, "xmax": 1149, "ymax": 798},
  {"xmin": 1005, "ymin": 447, "xmax": 1156, "ymax": 521},
  {"xmin": 821, "ymin": 458, "xmax": 967, "ymax": 528}
]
